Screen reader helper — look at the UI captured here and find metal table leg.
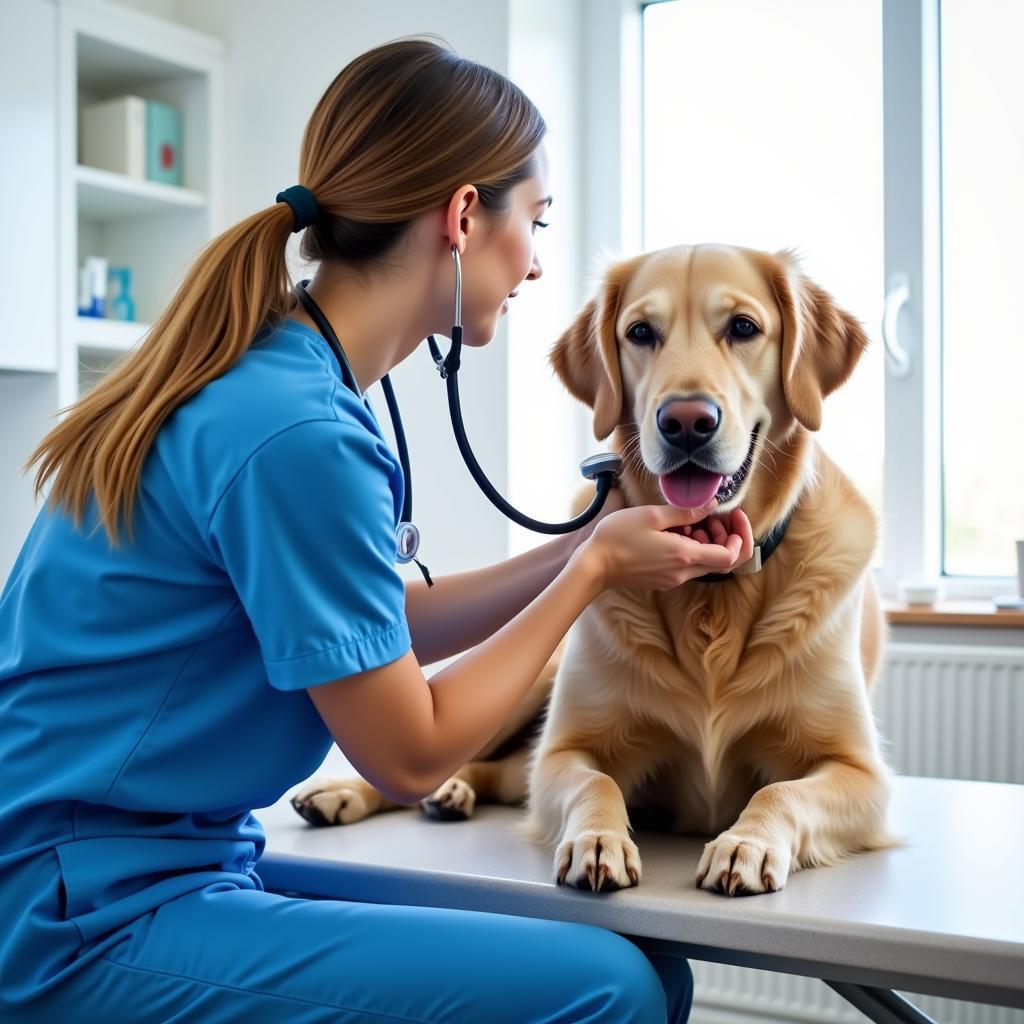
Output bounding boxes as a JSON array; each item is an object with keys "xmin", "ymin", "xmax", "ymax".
[{"xmin": 825, "ymin": 980, "xmax": 939, "ymax": 1024}]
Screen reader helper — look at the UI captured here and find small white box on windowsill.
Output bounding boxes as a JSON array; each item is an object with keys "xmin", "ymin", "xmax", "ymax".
[
  {"xmin": 80, "ymin": 95, "xmax": 146, "ymax": 179},
  {"xmin": 898, "ymin": 577, "xmax": 944, "ymax": 606}
]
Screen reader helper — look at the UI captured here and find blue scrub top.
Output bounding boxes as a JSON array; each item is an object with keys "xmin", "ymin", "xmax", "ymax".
[{"xmin": 0, "ymin": 319, "xmax": 413, "ymax": 1007}]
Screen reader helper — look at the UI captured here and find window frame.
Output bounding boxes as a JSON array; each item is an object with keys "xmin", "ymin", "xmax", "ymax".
[{"xmin": 577, "ymin": 0, "xmax": 1017, "ymax": 599}]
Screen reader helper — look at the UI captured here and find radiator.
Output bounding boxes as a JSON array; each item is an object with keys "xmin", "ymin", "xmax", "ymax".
[{"xmin": 690, "ymin": 642, "xmax": 1024, "ymax": 1024}]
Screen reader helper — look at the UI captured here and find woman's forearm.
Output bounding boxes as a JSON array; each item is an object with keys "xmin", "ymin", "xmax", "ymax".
[
  {"xmin": 412, "ymin": 547, "xmax": 605, "ymax": 791},
  {"xmin": 404, "ymin": 534, "xmax": 574, "ymax": 666}
]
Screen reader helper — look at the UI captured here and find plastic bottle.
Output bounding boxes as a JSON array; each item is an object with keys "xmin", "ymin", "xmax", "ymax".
[
  {"xmin": 85, "ymin": 256, "xmax": 108, "ymax": 318},
  {"xmin": 109, "ymin": 268, "xmax": 136, "ymax": 322},
  {"xmin": 77, "ymin": 264, "xmax": 92, "ymax": 316}
]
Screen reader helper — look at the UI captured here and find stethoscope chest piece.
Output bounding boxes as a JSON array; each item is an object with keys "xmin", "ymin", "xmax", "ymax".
[
  {"xmin": 395, "ymin": 521, "xmax": 420, "ymax": 564},
  {"xmin": 579, "ymin": 453, "xmax": 623, "ymax": 482}
]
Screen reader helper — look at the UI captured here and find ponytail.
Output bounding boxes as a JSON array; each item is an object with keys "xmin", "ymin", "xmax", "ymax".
[{"xmin": 25, "ymin": 203, "xmax": 294, "ymax": 547}]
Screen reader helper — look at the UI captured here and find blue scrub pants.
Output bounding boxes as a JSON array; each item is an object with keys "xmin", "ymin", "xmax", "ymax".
[{"xmin": 8, "ymin": 883, "xmax": 694, "ymax": 1023}]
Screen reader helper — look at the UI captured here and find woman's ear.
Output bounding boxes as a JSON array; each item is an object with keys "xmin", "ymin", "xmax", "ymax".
[
  {"xmin": 758, "ymin": 249, "xmax": 870, "ymax": 431},
  {"xmin": 444, "ymin": 182, "xmax": 479, "ymax": 251},
  {"xmin": 549, "ymin": 255, "xmax": 641, "ymax": 440}
]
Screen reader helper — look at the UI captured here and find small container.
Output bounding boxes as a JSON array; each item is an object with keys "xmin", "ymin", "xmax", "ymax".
[
  {"xmin": 146, "ymin": 100, "xmax": 182, "ymax": 186},
  {"xmin": 77, "ymin": 257, "xmax": 108, "ymax": 317},
  {"xmin": 109, "ymin": 268, "xmax": 136, "ymax": 322},
  {"xmin": 81, "ymin": 96, "xmax": 147, "ymax": 179},
  {"xmin": 898, "ymin": 577, "xmax": 943, "ymax": 606},
  {"xmin": 77, "ymin": 264, "xmax": 93, "ymax": 316},
  {"xmin": 992, "ymin": 540, "xmax": 1024, "ymax": 609},
  {"xmin": 85, "ymin": 256, "xmax": 108, "ymax": 318}
]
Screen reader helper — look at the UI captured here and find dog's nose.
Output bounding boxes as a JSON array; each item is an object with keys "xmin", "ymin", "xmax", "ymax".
[{"xmin": 657, "ymin": 397, "xmax": 721, "ymax": 450}]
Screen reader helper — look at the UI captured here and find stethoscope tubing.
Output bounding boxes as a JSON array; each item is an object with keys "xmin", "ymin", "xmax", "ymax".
[
  {"xmin": 436, "ymin": 349, "xmax": 617, "ymax": 533},
  {"xmin": 424, "ymin": 244, "xmax": 619, "ymax": 534}
]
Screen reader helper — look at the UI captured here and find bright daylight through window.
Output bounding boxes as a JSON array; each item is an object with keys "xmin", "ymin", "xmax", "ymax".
[{"xmin": 940, "ymin": 0, "xmax": 1024, "ymax": 577}]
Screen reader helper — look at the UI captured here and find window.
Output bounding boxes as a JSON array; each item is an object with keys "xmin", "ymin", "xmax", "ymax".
[{"xmin": 638, "ymin": 0, "xmax": 1020, "ymax": 590}]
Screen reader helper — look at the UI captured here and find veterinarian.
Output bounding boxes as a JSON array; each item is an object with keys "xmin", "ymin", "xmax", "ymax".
[{"xmin": 0, "ymin": 37, "xmax": 754, "ymax": 1023}]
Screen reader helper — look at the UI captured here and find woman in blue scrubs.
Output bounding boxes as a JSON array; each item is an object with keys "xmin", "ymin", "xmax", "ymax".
[{"xmin": 0, "ymin": 37, "xmax": 752, "ymax": 1023}]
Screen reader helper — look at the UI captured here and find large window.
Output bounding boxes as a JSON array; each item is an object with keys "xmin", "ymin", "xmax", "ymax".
[{"xmin": 641, "ymin": 0, "xmax": 1021, "ymax": 590}]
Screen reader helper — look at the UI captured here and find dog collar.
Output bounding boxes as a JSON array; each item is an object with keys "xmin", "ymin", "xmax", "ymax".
[{"xmin": 698, "ymin": 507, "xmax": 794, "ymax": 583}]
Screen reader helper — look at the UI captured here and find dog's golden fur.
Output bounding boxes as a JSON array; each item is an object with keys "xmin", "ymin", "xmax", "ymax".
[{"xmin": 291, "ymin": 243, "xmax": 899, "ymax": 896}]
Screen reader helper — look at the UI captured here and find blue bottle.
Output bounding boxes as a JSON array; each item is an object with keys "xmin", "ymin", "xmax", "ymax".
[{"xmin": 109, "ymin": 268, "xmax": 136, "ymax": 322}]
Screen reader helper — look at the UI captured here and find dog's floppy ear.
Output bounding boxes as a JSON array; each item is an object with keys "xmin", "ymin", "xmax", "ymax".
[
  {"xmin": 758, "ymin": 249, "xmax": 870, "ymax": 431},
  {"xmin": 549, "ymin": 255, "xmax": 641, "ymax": 440}
]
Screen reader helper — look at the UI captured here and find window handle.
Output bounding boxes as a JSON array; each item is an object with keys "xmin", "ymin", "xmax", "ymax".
[{"xmin": 882, "ymin": 273, "xmax": 912, "ymax": 378}]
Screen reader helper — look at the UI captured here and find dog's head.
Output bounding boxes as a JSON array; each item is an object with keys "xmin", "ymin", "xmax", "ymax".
[{"xmin": 550, "ymin": 244, "xmax": 868, "ymax": 523}]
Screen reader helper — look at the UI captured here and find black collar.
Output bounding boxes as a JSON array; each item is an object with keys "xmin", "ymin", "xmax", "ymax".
[{"xmin": 698, "ymin": 507, "xmax": 794, "ymax": 583}]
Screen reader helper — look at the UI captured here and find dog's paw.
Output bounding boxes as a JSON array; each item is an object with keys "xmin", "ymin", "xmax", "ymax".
[
  {"xmin": 554, "ymin": 830, "xmax": 642, "ymax": 892},
  {"xmin": 290, "ymin": 780, "xmax": 371, "ymax": 827},
  {"xmin": 419, "ymin": 777, "xmax": 476, "ymax": 821},
  {"xmin": 696, "ymin": 831, "xmax": 791, "ymax": 896}
]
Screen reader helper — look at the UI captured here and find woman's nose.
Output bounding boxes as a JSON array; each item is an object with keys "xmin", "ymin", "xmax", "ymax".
[{"xmin": 527, "ymin": 252, "xmax": 543, "ymax": 281}]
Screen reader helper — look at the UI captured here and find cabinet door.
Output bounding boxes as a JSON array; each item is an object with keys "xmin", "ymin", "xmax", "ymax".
[{"xmin": 0, "ymin": 0, "xmax": 57, "ymax": 372}]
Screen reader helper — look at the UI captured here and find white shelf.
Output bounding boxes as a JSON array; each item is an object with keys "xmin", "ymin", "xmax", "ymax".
[
  {"xmin": 77, "ymin": 28, "xmax": 218, "ymax": 92},
  {"xmin": 75, "ymin": 315, "xmax": 150, "ymax": 352},
  {"xmin": 75, "ymin": 164, "xmax": 206, "ymax": 220},
  {"xmin": 54, "ymin": 0, "xmax": 224, "ymax": 411}
]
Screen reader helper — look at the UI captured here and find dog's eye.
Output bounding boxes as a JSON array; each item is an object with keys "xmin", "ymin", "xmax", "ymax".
[
  {"xmin": 626, "ymin": 322, "xmax": 658, "ymax": 346},
  {"xmin": 728, "ymin": 315, "xmax": 760, "ymax": 341}
]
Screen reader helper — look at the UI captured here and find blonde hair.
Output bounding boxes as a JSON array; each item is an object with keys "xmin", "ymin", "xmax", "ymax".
[{"xmin": 27, "ymin": 35, "xmax": 546, "ymax": 546}]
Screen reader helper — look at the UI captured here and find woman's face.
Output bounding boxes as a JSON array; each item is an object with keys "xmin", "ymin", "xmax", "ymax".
[{"xmin": 446, "ymin": 139, "xmax": 551, "ymax": 347}]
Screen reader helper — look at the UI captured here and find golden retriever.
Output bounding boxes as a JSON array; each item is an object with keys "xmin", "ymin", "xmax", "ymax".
[{"xmin": 291, "ymin": 243, "xmax": 898, "ymax": 897}]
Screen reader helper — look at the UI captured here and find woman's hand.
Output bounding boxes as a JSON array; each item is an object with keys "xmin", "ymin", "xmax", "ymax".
[
  {"xmin": 560, "ymin": 485, "xmax": 629, "ymax": 563},
  {"xmin": 666, "ymin": 507, "xmax": 755, "ymax": 552},
  {"xmin": 573, "ymin": 500, "xmax": 756, "ymax": 592}
]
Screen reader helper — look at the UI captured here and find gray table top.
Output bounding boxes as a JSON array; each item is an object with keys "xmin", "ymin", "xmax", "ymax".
[{"xmin": 255, "ymin": 775, "xmax": 1024, "ymax": 1008}]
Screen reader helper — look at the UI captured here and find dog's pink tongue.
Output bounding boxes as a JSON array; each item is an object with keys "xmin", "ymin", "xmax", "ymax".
[{"xmin": 659, "ymin": 467, "xmax": 723, "ymax": 509}]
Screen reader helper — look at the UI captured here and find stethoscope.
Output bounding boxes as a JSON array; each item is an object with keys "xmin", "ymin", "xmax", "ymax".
[{"xmin": 294, "ymin": 244, "xmax": 622, "ymax": 586}]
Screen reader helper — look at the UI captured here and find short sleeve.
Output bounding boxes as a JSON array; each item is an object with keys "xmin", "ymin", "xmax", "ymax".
[{"xmin": 206, "ymin": 418, "xmax": 411, "ymax": 690}]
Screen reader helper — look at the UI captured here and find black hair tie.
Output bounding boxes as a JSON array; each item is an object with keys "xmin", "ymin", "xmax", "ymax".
[{"xmin": 276, "ymin": 185, "xmax": 319, "ymax": 232}]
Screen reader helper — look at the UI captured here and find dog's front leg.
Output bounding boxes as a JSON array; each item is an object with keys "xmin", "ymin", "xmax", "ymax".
[
  {"xmin": 526, "ymin": 746, "xmax": 642, "ymax": 892},
  {"xmin": 696, "ymin": 758, "xmax": 893, "ymax": 896}
]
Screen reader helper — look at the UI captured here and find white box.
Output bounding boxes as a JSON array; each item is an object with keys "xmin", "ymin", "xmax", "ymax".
[{"xmin": 80, "ymin": 95, "xmax": 146, "ymax": 179}]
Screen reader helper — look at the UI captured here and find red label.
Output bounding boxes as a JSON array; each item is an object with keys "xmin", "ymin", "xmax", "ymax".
[{"xmin": 160, "ymin": 143, "xmax": 175, "ymax": 170}]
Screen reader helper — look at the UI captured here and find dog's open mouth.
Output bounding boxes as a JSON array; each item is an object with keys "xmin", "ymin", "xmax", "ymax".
[{"xmin": 658, "ymin": 426, "xmax": 760, "ymax": 509}]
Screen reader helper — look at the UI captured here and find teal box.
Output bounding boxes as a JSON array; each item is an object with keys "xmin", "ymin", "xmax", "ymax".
[{"xmin": 146, "ymin": 100, "xmax": 182, "ymax": 186}]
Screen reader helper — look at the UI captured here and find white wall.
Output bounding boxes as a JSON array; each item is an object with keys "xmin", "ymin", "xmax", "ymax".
[
  {"xmin": 115, "ymin": 0, "xmax": 179, "ymax": 17},
  {"xmin": 0, "ymin": 0, "xmax": 60, "ymax": 585},
  {"xmin": 172, "ymin": 0, "xmax": 530, "ymax": 580},
  {"xmin": 506, "ymin": 0, "xmax": 591, "ymax": 558}
]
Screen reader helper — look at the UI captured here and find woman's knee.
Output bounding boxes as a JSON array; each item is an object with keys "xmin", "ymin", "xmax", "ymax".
[
  {"xmin": 643, "ymin": 952, "xmax": 694, "ymax": 1024},
  {"xmin": 575, "ymin": 927, "xmax": 669, "ymax": 1024}
]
